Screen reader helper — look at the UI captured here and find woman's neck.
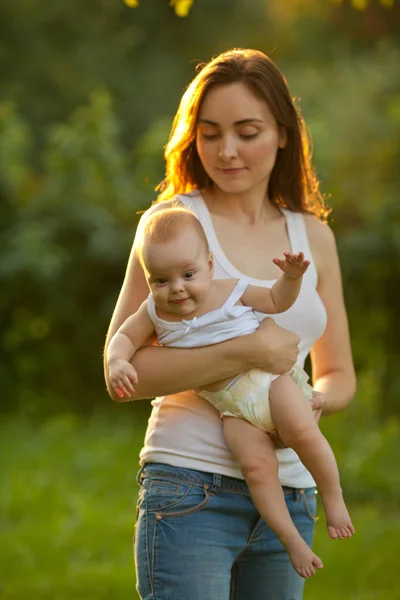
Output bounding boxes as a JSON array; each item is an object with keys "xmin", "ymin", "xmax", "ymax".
[{"xmin": 202, "ymin": 184, "xmax": 281, "ymax": 224}]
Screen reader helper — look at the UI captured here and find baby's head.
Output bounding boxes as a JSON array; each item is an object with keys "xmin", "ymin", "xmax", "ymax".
[{"xmin": 137, "ymin": 208, "xmax": 213, "ymax": 316}]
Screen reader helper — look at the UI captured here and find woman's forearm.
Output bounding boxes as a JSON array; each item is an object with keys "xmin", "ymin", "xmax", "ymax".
[
  {"xmin": 313, "ymin": 370, "xmax": 356, "ymax": 416},
  {"xmin": 104, "ymin": 317, "xmax": 300, "ymax": 402},
  {"xmin": 109, "ymin": 335, "xmax": 259, "ymax": 401}
]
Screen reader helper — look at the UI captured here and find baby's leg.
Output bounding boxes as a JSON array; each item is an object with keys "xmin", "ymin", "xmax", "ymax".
[
  {"xmin": 223, "ymin": 416, "xmax": 323, "ymax": 578},
  {"xmin": 270, "ymin": 375, "xmax": 355, "ymax": 540}
]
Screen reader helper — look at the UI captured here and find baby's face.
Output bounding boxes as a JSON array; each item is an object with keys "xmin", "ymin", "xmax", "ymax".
[{"xmin": 143, "ymin": 228, "xmax": 213, "ymax": 318}]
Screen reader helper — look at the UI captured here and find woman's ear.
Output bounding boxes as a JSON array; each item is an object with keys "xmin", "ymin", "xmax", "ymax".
[{"xmin": 278, "ymin": 126, "xmax": 287, "ymax": 149}]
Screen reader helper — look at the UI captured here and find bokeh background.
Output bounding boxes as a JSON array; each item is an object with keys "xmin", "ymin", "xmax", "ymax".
[{"xmin": 1, "ymin": 0, "xmax": 400, "ymax": 598}]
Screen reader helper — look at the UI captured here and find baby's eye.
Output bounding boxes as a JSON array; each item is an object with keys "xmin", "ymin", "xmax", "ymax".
[
  {"xmin": 184, "ymin": 271, "xmax": 195, "ymax": 279},
  {"xmin": 156, "ymin": 278, "xmax": 168, "ymax": 285}
]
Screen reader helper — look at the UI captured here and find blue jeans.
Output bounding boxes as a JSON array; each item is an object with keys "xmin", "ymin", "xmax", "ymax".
[{"xmin": 134, "ymin": 463, "xmax": 317, "ymax": 599}]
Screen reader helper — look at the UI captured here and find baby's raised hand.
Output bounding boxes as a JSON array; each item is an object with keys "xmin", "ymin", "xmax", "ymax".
[
  {"xmin": 108, "ymin": 359, "xmax": 138, "ymax": 399},
  {"xmin": 272, "ymin": 252, "xmax": 310, "ymax": 279}
]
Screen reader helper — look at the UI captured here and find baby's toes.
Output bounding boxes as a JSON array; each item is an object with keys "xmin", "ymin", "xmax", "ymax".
[
  {"xmin": 299, "ymin": 567, "xmax": 308, "ymax": 579},
  {"xmin": 343, "ymin": 526, "xmax": 354, "ymax": 538},
  {"xmin": 337, "ymin": 528, "xmax": 346, "ymax": 540},
  {"xmin": 328, "ymin": 526, "xmax": 338, "ymax": 539},
  {"xmin": 305, "ymin": 565, "xmax": 315, "ymax": 578},
  {"xmin": 313, "ymin": 556, "xmax": 324, "ymax": 570}
]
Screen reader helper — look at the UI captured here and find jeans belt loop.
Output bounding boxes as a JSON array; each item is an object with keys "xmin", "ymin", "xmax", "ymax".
[
  {"xmin": 211, "ymin": 473, "xmax": 222, "ymax": 494},
  {"xmin": 136, "ymin": 465, "xmax": 145, "ymax": 485},
  {"xmin": 294, "ymin": 488, "xmax": 305, "ymax": 501}
]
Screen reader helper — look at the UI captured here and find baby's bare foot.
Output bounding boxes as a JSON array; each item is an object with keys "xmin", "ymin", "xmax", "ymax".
[
  {"xmin": 323, "ymin": 492, "xmax": 355, "ymax": 540},
  {"xmin": 284, "ymin": 535, "xmax": 323, "ymax": 579}
]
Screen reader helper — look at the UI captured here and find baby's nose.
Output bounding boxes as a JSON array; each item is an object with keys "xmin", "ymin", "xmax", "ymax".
[{"xmin": 171, "ymin": 280, "xmax": 184, "ymax": 292}]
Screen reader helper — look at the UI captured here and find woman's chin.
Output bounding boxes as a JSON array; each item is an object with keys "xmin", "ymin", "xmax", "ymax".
[{"xmin": 213, "ymin": 179, "xmax": 252, "ymax": 195}]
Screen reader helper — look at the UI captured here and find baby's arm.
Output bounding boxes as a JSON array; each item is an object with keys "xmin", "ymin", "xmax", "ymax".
[
  {"xmin": 107, "ymin": 300, "xmax": 155, "ymax": 399},
  {"xmin": 241, "ymin": 252, "xmax": 310, "ymax": 314}
]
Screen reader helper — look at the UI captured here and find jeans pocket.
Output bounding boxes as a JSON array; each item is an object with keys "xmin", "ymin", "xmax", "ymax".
[
  {"xmin": 141, "ymin": 476, "xmax": 211, "ymax": 518},
  {"xmin": 301, "ymin": 489, "xmax": 318, "ymax": 523}
]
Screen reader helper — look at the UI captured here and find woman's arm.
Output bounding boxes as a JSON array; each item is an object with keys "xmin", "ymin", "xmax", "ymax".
[
  {"xmin": 104, "ymin": 205, "xmax": 301, "ymax": 402},
  {"xmin": 127, "ymin": 320, "xmax": 296, "ymax": 400},
  {"xmin": 306, "ymin": 216, "xmax": 356, "ymax": 416}
]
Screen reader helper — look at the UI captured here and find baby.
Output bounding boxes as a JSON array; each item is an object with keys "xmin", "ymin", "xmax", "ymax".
[{"xmin": 107, "ymin": 208, "xmax": 354, "ymax": 578}]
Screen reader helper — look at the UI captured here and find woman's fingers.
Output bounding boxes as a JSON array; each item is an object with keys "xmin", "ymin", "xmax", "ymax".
[
  {"xmin": 255, "ymin": 317, "xmax": 299, "ymax": 373},
  {"xmin": 310, "ymin": 390, "xmax": 326, "ymax": 410}
]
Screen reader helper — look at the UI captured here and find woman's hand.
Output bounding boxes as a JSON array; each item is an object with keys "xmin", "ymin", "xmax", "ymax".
[
  {"xmin": 252, "ymin": 317, "xmax": 300, "ymax": 374},
  {"xmin": 309, "ymin": 390, "xmax": 327, "ymax": 423}
]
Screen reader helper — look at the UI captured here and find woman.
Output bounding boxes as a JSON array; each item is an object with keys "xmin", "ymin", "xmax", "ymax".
[{"xmin": 104, "ymin": 48, "xmax": 356, "ymax": 600}]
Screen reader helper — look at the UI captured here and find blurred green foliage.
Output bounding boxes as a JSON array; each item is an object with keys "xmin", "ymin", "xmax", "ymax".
[{"xmin": 1, "ymin": 413, "xmax": 399, "ymax": 599}]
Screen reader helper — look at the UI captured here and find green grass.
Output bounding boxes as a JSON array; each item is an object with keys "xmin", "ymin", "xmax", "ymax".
[{"xmin": 1, "ymin": 413, "xmax": 399, "ymax": 599}]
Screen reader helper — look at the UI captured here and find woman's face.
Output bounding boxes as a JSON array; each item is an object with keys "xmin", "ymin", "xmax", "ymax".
[{"xmin": 196, "ymin": 82, "xmax": 286, "ymax": 196}]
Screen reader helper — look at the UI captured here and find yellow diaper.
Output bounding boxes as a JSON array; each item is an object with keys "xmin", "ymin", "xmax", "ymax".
[{"xmin": 199, "ymin": 367, "xmax": 313, "ymax": 432}]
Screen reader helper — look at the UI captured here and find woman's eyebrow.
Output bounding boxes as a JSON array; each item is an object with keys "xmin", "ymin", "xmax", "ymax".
[{"xmin": 198, "ymin": 118, "xmax": 264, "ymax": 126}]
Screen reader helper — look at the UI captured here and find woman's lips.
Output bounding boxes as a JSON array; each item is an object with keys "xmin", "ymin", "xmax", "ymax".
[{"xmin": 219, "ymin": 167, "xmax": 245, "ymax": 175}]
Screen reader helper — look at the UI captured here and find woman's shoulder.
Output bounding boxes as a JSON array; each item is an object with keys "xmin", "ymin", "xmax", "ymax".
[
  {"xmin": 303, "ymin": 213, "xmax": 339, "ymax": 276},
  {"xmin": 140, "ymin": 197, "xmax": 183, "ymax": 218},
  {"xmin": 303, "ymin": 213, "xmax": 336, "ymax": 251}
]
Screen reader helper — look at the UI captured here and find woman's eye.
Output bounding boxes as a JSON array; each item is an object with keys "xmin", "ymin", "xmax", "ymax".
[
  {"xmin": 200, "ymin": 129, "xmax": 219, "ymax": 140},
  {"xmin": 239, "ymin": 130, "xmax": 258, "ymax": 140}
]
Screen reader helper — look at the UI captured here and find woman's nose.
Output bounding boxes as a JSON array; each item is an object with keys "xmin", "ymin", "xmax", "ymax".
[{"xmin": 218, "ymin": 136, "xmax": 238, "ymax": 161}]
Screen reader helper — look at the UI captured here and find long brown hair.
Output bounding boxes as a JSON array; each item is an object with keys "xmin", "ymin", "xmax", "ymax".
[{"xmin": 157, "ymin": 48, "xmax": 328, "ymax": 219}]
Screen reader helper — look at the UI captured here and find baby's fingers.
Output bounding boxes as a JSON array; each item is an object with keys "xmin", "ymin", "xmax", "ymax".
[
  {"xmin": 113, "ymin": 386, "xmax": 126, "ymax": 399},
  {"xmin": 283, "ymin": 251, "xmax": 297, "ymax": 261},
  {"xmin": 112, "ymin": 383, "xmax": 129, "ymax": 399},
  {"xmin": 283, "ymin": 251, "xmax": 304, "ymax": 263},
  {"xmin": 272, "ymin": 257, "xmax": 285, "ymax": 269},
  {"xmin": 122, "ymin": 374, "xmax": 136, "ymax": 395},
  {"xmin": 111, "ymin": 377, "xmax": 134, "ymax": 399},
  {"xmin": 127, "ymin": 367, "xmax": 139, "ymax": 386}
]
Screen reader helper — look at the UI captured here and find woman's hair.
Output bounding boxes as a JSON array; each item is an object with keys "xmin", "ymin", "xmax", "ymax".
[
  {"xmin": 156, "ymin": 48, "xmax": 328, "ymax": 219},
  {"xmin": 136, "ymin": 208, "xmax": 209, "ymax": 268}
]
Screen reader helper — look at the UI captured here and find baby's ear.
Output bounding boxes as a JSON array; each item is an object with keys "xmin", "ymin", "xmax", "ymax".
[{"xmin": 208, "ymin": 251, "xmax": 214, "ymax": 276}]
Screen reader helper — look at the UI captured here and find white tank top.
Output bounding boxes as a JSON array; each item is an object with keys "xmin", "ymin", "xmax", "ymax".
[
  {"xmin": 139, "ymin": 190, "xmax": 328, "ymax": 487},
  {"xmin": 147, "ymin": 279, "xmax": 260, "ymax": 348}
]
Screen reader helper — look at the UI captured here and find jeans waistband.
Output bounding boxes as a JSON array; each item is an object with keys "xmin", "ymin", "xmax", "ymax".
[{"xmin": 137, "ymin": 462, "xmax": 314, "ymax": 498}]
